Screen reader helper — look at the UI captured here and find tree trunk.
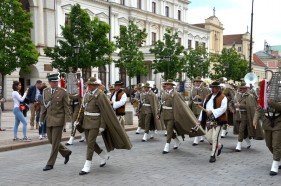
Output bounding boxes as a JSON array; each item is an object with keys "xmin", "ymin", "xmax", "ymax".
[{"xmin": 129, "ymin": 77, "xmax": 132, "ymax": 102}]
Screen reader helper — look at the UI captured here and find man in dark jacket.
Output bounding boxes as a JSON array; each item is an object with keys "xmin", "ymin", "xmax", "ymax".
[{"xmin": 27, "ymin": 80, "xmax": 42, "ymax": 130}]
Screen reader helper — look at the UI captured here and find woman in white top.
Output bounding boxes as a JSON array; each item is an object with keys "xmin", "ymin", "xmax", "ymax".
[{"xmin": 12, "ymin": 81, "xmax": 30, "ymax": 141}]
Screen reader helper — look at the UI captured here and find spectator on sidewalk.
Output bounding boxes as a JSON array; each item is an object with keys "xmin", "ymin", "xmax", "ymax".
[
  {"xmin": 37, "ymin": 83, "xmax": 47, "ymax": 140},
  {"xmin": 27, "ymin": 80, "xmax": 43, "ymax": 130},
  {"xmin": 151, "ymin": 84, "xmax": 159, "ymax": 95},
  {"xmin": 0, "ymin": 97, "xmax": 5, "ymax": 131},
  {"xmin": 12, "ymin": 81, "xmax": 31, "ymax": 142}
]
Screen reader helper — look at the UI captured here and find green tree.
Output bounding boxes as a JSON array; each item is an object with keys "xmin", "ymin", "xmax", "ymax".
[
  {"xmin": 210, "ymin": 48, "xmax": 248, "ymax": 81},
  {"xmin": 44, "ymin": 4, "xmax": 115, "ymax": 76},
  {"xmin": 0, "ymin": 0, "xmax": 39, "ymax": 99},
  {"xmin": 185, "ymin": 46, "xmax": 210, "ymax": 79},
  {"xmin": 150, "ymin": 29, "xmax": 187, "ymax": 81},
  {"xmin": 114, "ymin": 20, "xmax": 148, "ymax": 92}
]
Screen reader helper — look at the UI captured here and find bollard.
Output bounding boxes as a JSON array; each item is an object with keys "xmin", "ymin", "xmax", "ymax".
[{"xmin": 125, "ymin": 111, "xmax": 133, "ymax": 125}]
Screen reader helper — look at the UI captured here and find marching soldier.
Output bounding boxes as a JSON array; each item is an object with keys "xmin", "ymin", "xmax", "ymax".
[
  {"xmin": 253, "ymin": 80, "xmax": 280, "ymax": 176},
  {"xmin": 138, "ymin": 82, "xmax": 162, "ymax": 142},
  {"xmin": 135, "ymin": 83, "xmax": 144, "ymax": 134},
  {"xmin": 79, "ymin": 77, "xmax": 132, "ymax": 175},
  {"xmin": 221, "ymin": 80, "xmax": 236, "ymax": 138},
  {"xmin": 157, "ymin": 79, "xmax": 204, "ymax": 154},
  {"xmin": 110, "ymin": 81, "xmax": 127, "ymax": 127},
  {"xmin": 39, "ymin": 73, "xmax": 72, "ymax": 171},
  {"xmin": 230, "ymin": 82, "xmax": 263, "ymax": 152},
  {"xmin": 159, "ymin": 83, "xmax": 167, "ymax": 136},
  {"xmin": 65, "ymin": 92, "xmax": 85, "ymax": 145},
  {"xmin": 189, "ymin": 76, "xmax": 210, "ymax": 145},
  {"xmin": 198, "ymin": 81, "xmax": 227, "ymax": 163}
]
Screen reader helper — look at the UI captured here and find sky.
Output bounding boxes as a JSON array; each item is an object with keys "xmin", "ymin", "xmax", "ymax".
[{"xmin": 187, "ymin": 0, "xmax": 281, "ymax": 53}]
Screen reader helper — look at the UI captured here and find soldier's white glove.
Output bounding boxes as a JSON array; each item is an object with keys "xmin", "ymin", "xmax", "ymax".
[
  {"xmin": 74, "ymin": 121, "xmax": 79, "ymax": 127},
  {"xmin": 99, "ymin": 128, "xmax": 105, "ymax": 133},
  {"xmin": 39, "ymin": 122, "xmax": 44, "ymax": 127}
]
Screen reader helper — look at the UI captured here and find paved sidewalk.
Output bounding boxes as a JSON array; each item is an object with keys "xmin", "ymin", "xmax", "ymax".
[{"xmin": 0, "ymin": 101, "xmax": 138, "ymax": 152}]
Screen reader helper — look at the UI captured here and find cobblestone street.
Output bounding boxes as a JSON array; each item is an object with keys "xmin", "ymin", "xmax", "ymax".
[{"xmin": 0, "ymin": 129, "xmax": 280, "ymax": 186}]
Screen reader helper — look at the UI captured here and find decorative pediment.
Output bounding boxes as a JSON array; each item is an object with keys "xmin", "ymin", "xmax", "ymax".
[
  {"xmin": 188, "ymin": 33, "xmax": 194, "ymax": 39},
  {"xmin": 194, "ymin": 35, "xmax": 201, "ymax": 40},
  {"xmin": 96, "ymin": 12, "xmax": 109, "ymax": 20},
  {"xmin": 85, "ymin": 9, "xmax": 95, "ymax": 18},
  {"xmin": 118, "ymin": 17, "xmax": 129, "ymax": 25},
  {"xmin": 136, "ymin": 20, "xmax": 145, "ymax": 29},
  {"xmin": 61, "ymin": 4, "xmax": 72, "ymax": 11},
  {"xmin": 177, "ymin": 31, "xmax": 183, "ymax": 36},
  {"xmin": 151, "ymin": 24, "xmax": 159, "ymax": 31}
]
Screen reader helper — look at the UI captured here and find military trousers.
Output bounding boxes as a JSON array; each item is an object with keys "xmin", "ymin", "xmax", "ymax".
[
  {"xmin": 84, "ymin": 128, "xmax": 103, "ymax": 161},
  {"xmin": 164, "ymin": 119, "xmax": 176, "ymax": 143},
  {"xmin": 237, "ymin": 120, "xmax": 249, "ymax": 142},
  {"xmin": 264, "ymin": 130, "xmax": 281, "ymax": 161},
  {"xmin": 47, "ymin": 126, "xmax": 71, "ymax": 166},
  {"xmin": 144, "ymin": 113, "xmax": 153, "ymax": 133},
  {"xmin": 206, "ymin": 125, "xmax": 222, "ymax": 156}
]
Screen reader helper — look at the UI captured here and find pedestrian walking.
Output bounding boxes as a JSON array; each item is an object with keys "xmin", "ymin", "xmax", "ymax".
[
  {"xmin": 39, "ymin": 73, "xmax": 72, "ymax": 171},
  {"xmin": 26, "ymin": 80, "xmax": 42, "ymax": 130},
  {"xmin": 12, "ymin": 81, "xmax": 31, "ymax": 141}
]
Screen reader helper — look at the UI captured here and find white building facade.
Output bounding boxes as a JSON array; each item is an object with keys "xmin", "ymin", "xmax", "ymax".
[{"xmin": 4, "ymin": 0, "xmax": 211, "ymax": 99}]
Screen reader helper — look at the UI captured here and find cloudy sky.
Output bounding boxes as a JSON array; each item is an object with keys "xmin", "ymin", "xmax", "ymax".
[{"xmin": 187, "ymin": 0, "xmax": 281, "ymax": 52}]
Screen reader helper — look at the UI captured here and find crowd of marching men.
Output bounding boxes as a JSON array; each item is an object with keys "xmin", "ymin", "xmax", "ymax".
[{"xmin": 7, "ymin": 71, "xmax": 281, "ymax": 176}]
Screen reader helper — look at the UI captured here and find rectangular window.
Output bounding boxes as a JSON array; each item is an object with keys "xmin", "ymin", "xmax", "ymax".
[
  {"xmin": 178, "ymin": 37, "xmax": 182, "ymax": 45},
  {"xmin": 152, "ymin": 2, "xmax": 156, "ymax": 13},
  {"xmin": 120, "ymin": 0, "xmax": 125, "ymax": 5},
  {"xmin": 238, "ymin": 46, "xmax": 242, "ymax": 52},
  {"xmin": 151, "ymin": 32, "xmax": 156, "ymax": 45},
  {"xmin": 195, "ymin": 41, "xmax": 199, "ymax": 48},
  {"xmin": 165, "ymin": 6, "xmax": 169, "ymax": 17},
  {"xmin": 188, "ymin": 40, "xmax": 192, "ymax": 49},
  {"xmin": 137, "ymin": 0, "xmax": 142, "ymax": 9},
  {"xmin": 65, "ymin": 13, "xmax": 70, "ymax": 25},
  {"xmin": 178, "ymin": 10, "xmax": 181, "ymax": 21},
  {"xmin": 202, "ymin": 42, "xmax": 206, "ymax": 48}
]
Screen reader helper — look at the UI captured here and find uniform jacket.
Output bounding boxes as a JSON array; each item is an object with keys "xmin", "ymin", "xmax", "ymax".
[
  {"xmin": 80, "ymin": 90, "xmax": 132, "ymax": 152},
  {"xmin": 39, "ymin": 87, "xmax": 71, "ymax": 127},
  {"xmin": 189, "ymin": 86, "xmax": 210, "ymax": 116},
  {"xmin": 139, "ymin": 90, "xmax": 162, "ymax": 131},
  {"xmin": 231, "ymin": 92, "xmax": 263, "ymax": 140},
  {"xmin": 160, "ymin": 90, "xmax": 205, "ymax": 137},
  {"xmin": 254, "ymin": 102, "xmax": 281, "ymax": 131}
]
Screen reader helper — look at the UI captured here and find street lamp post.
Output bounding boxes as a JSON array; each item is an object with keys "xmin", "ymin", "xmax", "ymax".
[
  {"xmin": 73, "ymin": 45, "xmax": 80, "ymax": 70},
  {"xmin": 249, "ymin": 0, "xmax": 254, "ymax": 72},
  {"xmin": 265, "ymin": 66, "xmax": 268, "ymax": 79}
]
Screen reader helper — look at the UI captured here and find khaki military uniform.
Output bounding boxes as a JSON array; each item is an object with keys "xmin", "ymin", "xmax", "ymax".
[
  {"xmin": 80, "ymin": 90, "xmax": 106, "ymax": 160},
  {"xmin": 231, "ymin": 92, "xmax": 259, "ymax": 141},
  {"xmin": 254, "ymin": 102, "xmax": 281, "ymax": 161},
  {"xmin": 39, "ymin": 87, "xmax": 72, "ymax": 166},
  {"xmin": 189, "ymin": 86, "xmax": 210, "ymax": 118},
  {"xmin": 69, "ymin": 93, "xmax": 84, "ymax": 134},
  {"xmin": 139, "ymin": 90, "xmax": 161, "ymax": 133},
  {"xmin": 223, "ymin": 87, "xmax": 236, "ymax": 132}
]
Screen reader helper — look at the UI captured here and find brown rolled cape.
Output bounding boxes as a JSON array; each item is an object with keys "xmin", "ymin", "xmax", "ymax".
[
  {"xmin": 172, "ymin": 92, "xmax": 205, "ymax": 137},
  {"xmin": 90, "ymin": 91, "xmax": 132, "ymax": 152}
]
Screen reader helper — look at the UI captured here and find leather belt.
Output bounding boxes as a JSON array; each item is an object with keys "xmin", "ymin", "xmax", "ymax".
[
  {"xmin": 143, "ymin": 104, "xmax": 151, "ymax": 106},
  {"xmin": 84, "ymin": 112, "xmax": 100, "ymax": 116},
  {"xmin": 163, "ymin": 106, "xmax": 173, "ymax": 110},
  {"xmin": 265, "ymin": 112, "xmax": 280, "ymax": 117}
]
